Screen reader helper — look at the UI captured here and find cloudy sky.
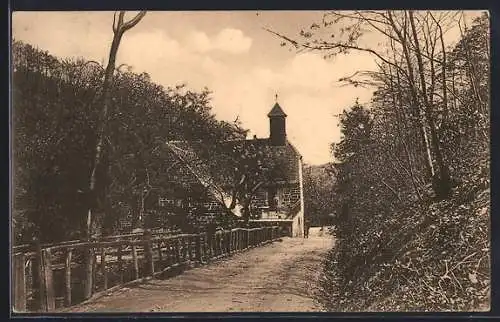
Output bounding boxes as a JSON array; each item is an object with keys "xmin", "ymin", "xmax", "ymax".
[{"xmin": 12, "ymin": 11, "xmax": 482, "ymax": 165}]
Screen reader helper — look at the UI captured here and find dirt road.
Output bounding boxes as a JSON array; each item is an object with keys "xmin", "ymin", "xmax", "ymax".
[{"xmin": 62, "ymin": 227, "xmax": 333, "ymax": 313}]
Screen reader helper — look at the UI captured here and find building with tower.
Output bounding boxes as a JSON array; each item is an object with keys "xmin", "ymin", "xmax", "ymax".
[{"xmin": 134, "ymin": 98, "xmax": 305, "ymax": 238}]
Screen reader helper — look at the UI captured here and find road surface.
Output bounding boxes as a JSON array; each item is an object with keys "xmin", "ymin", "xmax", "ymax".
[{"xmin": 61, "ymin": 227, "xmax": 334, "ymax": 313}]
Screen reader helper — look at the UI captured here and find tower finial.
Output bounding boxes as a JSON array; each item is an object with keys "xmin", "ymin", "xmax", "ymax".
[{"xmin": 275, "ymin": 92, "xmax": 278, "ymax": 102}]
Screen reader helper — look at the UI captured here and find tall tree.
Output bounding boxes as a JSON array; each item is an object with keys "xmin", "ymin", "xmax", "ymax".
[{"xmin": 86, "ymin": 11, "xmax": 147, "ymax": 238}]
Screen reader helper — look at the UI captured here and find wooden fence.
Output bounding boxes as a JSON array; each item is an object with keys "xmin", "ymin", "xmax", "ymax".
[{"xmin": 11, "ymin": 226, "xmax": 282, "ymax": 312}]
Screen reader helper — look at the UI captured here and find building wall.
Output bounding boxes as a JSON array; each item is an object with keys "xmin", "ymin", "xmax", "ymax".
[
  {"xmin": 281, "ymin": 184, "xmax": 301, "ymax": 208},
  {"xmin": 252, "ymin": 183, "xmax": 301, "ymax": 211},
  {"xmin": 291, "ymin": 209, "xmax": 304, "ymax": 237},
  {"xmin": 249, "ymin": 157, "xmax": 304, "ymax": 238},
  {"xmin": 295, "ymin": 156, "xmax": 305, "ymax": 237}
]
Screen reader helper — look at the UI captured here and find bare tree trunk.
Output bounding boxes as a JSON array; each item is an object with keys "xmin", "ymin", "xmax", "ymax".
[
  {"xmin": 387, "ymin": 64, "xmax": 423, "ymax": 202},
  {"xmin": 241, "ymin": 181, "xmax": 264, "ymax": 222},
  {"xmin": 451, "ymin": 65, "xmax": 457, "ymax": 113},
  {"xmin": 430, "ymin": 13, "xmax": 449, "ymax": 123},
  {"xmin": 409, "ymin": 10, "xmax": 451, "ymax": 199},
  {"xmin": 387, "ymin": 11, "xmax": 435, "ymax": 179},
  {"xmin": 86, "ymin": 11, "xmax": 147, "ymax": 239}
]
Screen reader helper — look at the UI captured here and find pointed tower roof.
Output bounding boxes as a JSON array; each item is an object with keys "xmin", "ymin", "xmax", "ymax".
[{"xmin": 267, "ymin": 102, "xmax": 287, "ymax": 117}]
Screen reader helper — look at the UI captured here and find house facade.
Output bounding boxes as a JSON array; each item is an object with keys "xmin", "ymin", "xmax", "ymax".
[
  {"xmin": 138, "ymin": 100, "xmax": 305, "ymax": 237},
  {"xmin": 245, "ymin": 102, "xmax": 305, "ymax": 237}
]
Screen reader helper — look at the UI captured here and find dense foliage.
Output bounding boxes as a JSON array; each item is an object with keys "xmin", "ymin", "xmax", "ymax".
[
  {"xmin": 272, "ymin": 11, "xmax": 490, "ymax": 311},
  {"xmin": 303, "ymin": 164, "xmax": 336, "ymax": 226},
  {"xmin": 12, "ymin": 40, "xmax": 245, "ymax": 244},
  {"xmin": 325, "ymin": 12, "xmax": 489, "ymax": 312}
]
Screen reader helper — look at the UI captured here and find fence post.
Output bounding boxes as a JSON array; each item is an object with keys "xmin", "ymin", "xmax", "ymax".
[
  {"xmin": 184, "ymin": 236, "xmax": 189, "ymax": 261},
  {"xmin": 195, "ymin": 234, "xmax": 202, "ymax": 263},
  {"xmin": 64, "ymin": 249, "xmax": 72, "ymax": 307},
  {"xmin": 219, "ymin": 233, "xmax": 223, "ymax": 255},
  {"xmin": 12, "ymin": 253, "xmax": 26, "ymax": 312},
  {"xmin": 143, "ymin": 230, "xmax": 154, "ymax": 276},
  {"xmin": 235, "ymin": 230, "xmax": 238, "ymax": 251},
  {"xmin": 30, "ymin": 239, "xmax": 43, "ymax": 311},
  {"xmin": 187, "ymin": 236, "xmax": 193, "ymax": 261},
  {"xmin": 117, "ymin": 244, "xmax": 123, "ymax": 284},
  {"xmin": 175, "ymin": 238, "xmax": 182, "ymax": 264},
  {"xmin": 186, "ymin": 236, "xmax": 191, "ymax": 260},
  {"xmin": 41, "ymin": 248, "xmax": 55, "ymax": 311},
  {"xmin": 132, "ymin": 244, "xmax": 139, "ymax": 280},
  {"xmin": 83, "ymin": 246, "xmax": 94, "ymax": 300},
  {"xmin": 100, "ymin": 247, "xmax": 108, "ymax": 290},
  {"xmin": 92, "ymin": 246, "xmax": 98, "ymax": 292},
  {"xmin": 205, "ymin": 233, "xmax": 210, "ymax": 259},
  {"xmin": 213, "ymin": 233, "xmax": 217, "ymax": 257},
  {"xmin": 157, "ymin": 241, "xmax": 163, "ymax": 263}
]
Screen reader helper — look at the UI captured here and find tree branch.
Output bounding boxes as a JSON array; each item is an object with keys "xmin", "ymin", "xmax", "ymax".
[
  {"xmin": 121, "ymin": 11, "xmax": 147, "ymax": 32},
  {"xmin": 263, "ymin": 27, "xmax": 411, "ymax": 81}
]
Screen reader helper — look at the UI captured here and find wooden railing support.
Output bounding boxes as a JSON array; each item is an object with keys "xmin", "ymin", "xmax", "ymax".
[
  {"xmin": 83, "ymin": 247, "xmax": 94, "ymax": 301},
  {"xmin": 100, "ymin": 247, "xmax": 108, "ymax": 290},
  {"xmin": 132, "ymin": 245, "xmax": 139, "ymax": 280},
  {"xmin": 64, "ymin": 249, "xmax": 72, "ymax": 307},
  {"xmin": 117, "ymin": 245, "xmax": 124, "ymax": 284},
  {"xmin": 41, "ymin": 248, "xmax": 55, "ymax": 311},
  {"xmin": 143, "ymin": 230, "xmax": 154, "ymax": 276},
  {"xmin": 187, "ymin": 236, "xmax": 193, "ymax": 261},
  {"xmin": 176, "ymin": 238, "xmax": 182, "ymax": 264},
  {"xmin": 157, "ymin": 241, "xmax": 163, "ymax": 263},
  {"xmin": 12, "ymin": 253, "xmax": 26, "ymax": 312},
  {"xmin": 31, "ymin": 240, "xmax": 43, "ymax": 311},
  {"xmin": 195, "ymin": 234, "xmax": 202, "ymax": 263}
]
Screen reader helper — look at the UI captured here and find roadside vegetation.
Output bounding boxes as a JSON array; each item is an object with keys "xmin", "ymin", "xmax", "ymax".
[{"xmin": 271, "ymin": 11, "xmax": 490, "ymax": 311}]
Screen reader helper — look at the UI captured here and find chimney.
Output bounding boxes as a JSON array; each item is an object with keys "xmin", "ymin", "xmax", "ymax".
[{"xmin": 267, "ymin": 102, "xmax": 287, "ymax": 146}]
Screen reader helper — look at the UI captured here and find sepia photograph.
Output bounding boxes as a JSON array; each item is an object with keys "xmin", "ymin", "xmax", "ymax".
[{"xmin": 11, "ymin": 10, "xmax": 490, "ymax": 313}]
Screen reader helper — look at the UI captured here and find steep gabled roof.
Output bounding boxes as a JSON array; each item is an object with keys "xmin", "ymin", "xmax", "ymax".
[
  {"xmin": 164, "ymin": 135, "xmax": 303, "ymax": 216},
  {"xmin": 267, "ymin": 102, "xmax": 287, "ymax": 117},
  {"xmin": 164, "ymin": 141, "xmax": 243, "ymax": 217}
]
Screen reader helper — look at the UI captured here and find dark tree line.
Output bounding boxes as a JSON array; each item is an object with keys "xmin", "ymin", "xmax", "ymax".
[{"xmin": 12, "ymin": 39, "xmax": 245, "ymax": 244}]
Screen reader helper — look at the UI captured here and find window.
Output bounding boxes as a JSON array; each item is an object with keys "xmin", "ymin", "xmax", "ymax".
[{"xmin": 159, "ymin": 197, "xmax": 175, "ymax": 207}]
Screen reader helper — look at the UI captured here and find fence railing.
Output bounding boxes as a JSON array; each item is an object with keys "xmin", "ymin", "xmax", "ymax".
[
  {"xmin": 11, "ymin": 226, "xmax": 282, "ymax": 313},
  {"xmin": 12, "ymin": 228, "xmax": 183, "ymax": 254}
]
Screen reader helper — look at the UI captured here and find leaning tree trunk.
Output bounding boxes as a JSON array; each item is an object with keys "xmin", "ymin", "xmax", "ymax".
[
  {"xmin": 387, "ymin": 11, "xmax": 436, "ymax": 179},
  {"xmin": 409, "ymin": 10, "xmax": 452, "ymax": 199},
  {"xmin": 86, "ymin": 11, "xmax": 147, "ymax": 240},
  {"xmin": 83, "ymin": 11, "xmax": 146, "ymax": 301}
]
